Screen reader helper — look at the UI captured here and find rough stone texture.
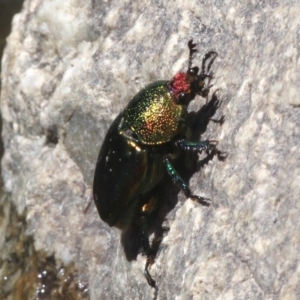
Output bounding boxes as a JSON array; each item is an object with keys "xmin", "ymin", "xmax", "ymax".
[{"xmin": 1, "ymin": 0, "xmax": 300, "ymax": 299}]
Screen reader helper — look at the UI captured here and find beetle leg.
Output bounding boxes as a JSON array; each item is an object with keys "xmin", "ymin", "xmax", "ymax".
[
  {"xmin": 187, "ymin": 39, "xmax": 198, "ymax": 72},
  {"xmin": 176, "ymin": 139, "xmax": 217, "ymax": 153},
  {"xmin": 139, "ymin": 212, "xmax": 156, "ymax": 287},
  {"xmin": 176, "ymin": 139, "xmax": 227, "ymax": 161},
  {"xmin": 163, "ymin": 155, "xmax": 210, "ymax": 206}
]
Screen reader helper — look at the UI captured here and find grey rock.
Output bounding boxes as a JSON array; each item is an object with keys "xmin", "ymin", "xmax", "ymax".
[{"xmin": 1, "ymin": 0, "xmax": 300, "ymax": 299}]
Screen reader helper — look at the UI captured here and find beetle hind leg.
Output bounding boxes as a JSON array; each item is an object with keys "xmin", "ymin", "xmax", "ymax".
[{"xmin": 139, "ymin": 201, "xmax": 157, "ymax": 287}]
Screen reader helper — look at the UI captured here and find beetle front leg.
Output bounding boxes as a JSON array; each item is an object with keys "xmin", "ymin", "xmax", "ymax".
[{"xmin": 163, "ymin": 155, "xmax": 210, "ymax": 206}]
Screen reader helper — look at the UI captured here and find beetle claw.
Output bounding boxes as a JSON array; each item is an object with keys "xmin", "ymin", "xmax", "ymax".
[
  {"xmin": 144, "ymin": 257, "xmax": 156, "ymax": 287},
  {"xmin": 209, "ymin": 140, "xmax": 219, "ymax": 147},
  {"xmin": 191, "ymin": 195, "xmax": 211, "ymax": 206}
]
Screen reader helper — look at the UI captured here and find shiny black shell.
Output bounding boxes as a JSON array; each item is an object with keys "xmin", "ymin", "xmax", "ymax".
[{"xmin": 93, "ymin": 116, "xmax": 171, "ymax": 228}]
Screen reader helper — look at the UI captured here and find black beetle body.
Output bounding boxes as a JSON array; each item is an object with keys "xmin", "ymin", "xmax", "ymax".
[
  {"xmin": 93, "ymin": 111, "xmax": 166, "ymax": 228},
  {"xmin": 93, "ymin": 40, "xmax": 222, "ymax": 287}
]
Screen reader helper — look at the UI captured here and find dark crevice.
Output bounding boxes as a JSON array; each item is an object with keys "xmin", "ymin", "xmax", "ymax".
[{"xmin": 45, "ymin": 127, "xmax": 59, "ymax": 146}]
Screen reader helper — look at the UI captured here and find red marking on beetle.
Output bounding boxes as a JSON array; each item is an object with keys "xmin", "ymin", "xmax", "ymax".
[{"xmin": 170, "ymin": 72, "xmax": 190, "ymax": 99}]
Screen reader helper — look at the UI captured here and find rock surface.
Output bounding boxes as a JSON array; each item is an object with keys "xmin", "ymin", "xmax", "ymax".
[{"xmin": 1, "ymin": 0, "xmax": 300, "ymax": 299}]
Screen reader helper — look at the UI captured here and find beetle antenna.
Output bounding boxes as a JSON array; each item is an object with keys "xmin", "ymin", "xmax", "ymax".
[{"xmin": 187, "ymin": 39, "xmax": 197, "ymax": 72}]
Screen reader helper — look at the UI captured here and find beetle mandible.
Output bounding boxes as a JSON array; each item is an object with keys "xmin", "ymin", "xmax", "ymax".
[{"xmin": 93, "ymin": 40, "xmax": 222, "ymax": 287}]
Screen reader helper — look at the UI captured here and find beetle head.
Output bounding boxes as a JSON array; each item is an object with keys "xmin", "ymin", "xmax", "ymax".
[{"xmin": 170, "ymin": 40, "xmax": 217, "ymax": 106}]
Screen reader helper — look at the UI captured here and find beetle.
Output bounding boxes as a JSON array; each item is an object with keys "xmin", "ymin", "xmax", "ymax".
[{"xmin": 93, "ymin": 40, "xmax": 223, "ymax": 287}]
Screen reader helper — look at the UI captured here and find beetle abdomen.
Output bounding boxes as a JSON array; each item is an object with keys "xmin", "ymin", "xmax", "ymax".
[{"xmin": 93, "ymin": 113, "xmax": 156, "ymax": 227}]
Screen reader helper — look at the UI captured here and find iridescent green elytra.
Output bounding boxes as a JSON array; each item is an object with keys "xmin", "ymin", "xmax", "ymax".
[{"xmin": 93, "ymin": 40, "xmax": 223, "ymax": 287}]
